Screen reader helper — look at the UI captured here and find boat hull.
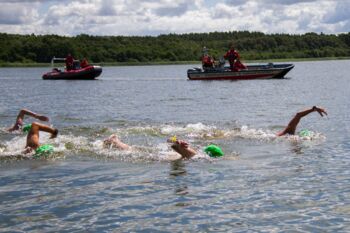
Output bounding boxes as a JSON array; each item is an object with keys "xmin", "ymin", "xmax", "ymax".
[
  {"xmin": 187, "ymin": 63, "xmax": 294, "ymax": 80},
  {"xmin": 42, "ymin": 65, "xmax": 102, "ymax": 80}
]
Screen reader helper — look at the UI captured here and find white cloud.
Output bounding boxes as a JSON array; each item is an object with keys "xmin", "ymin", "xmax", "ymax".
[
  {"xmin": 256, "ymin": 0, "xmax": 318, "ymax": 5},
  {"xmin": 323, "ymin": 0, "xmax": 350, "ymax": 24},
  {"xmin": 0, "ymin": 2, "xmax": 39, "ymax": 25},
  {"xmin": 212, "ymin": 3, "xmax": 240, "ymax": 19},
  {"xmin": 0, "ymin": 0, "xmax": 349, "ymax": 35}
]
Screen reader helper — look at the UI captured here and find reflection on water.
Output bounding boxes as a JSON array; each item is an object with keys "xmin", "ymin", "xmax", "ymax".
[
  {"xmin": 170, "ymin": 161, "xmax": 189, "ymax": 197},
  {"xmin": 170, "ymin": 160, "xmax": 187, "ymax": 177}
]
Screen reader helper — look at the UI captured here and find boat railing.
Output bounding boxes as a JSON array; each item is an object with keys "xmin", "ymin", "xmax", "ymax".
[
  {"xmin": 50, "ymin": 57, "xmax": 81, "ymax": 69},
  {"xmin": 51, "ymin": 57, "xmax": 66, "ymax": 68}
]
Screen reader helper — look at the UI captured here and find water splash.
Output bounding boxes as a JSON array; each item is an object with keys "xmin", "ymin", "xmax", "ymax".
[{"xmin": 0, "ymin": 123, "xmax": 325, "ymax": 161}]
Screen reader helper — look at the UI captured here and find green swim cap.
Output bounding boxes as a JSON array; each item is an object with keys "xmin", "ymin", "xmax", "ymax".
[
  {"xmin": 34, "ymin": 144, "xmax": 54, "ymax": 158},
  {"xmin": 22, "ymin": 124, "xmax": 32, "ymax": 133},
  {"xmin": 204, "ymin": 144, "xmax": 224, "ymax": 158},
  {"xmin": 299, "ymin": 129, "xmax": 312, "ymax": 137}
]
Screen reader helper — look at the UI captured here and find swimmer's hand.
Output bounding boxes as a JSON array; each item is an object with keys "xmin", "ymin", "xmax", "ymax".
[
  {"xmin": 50, "ymin": 129, "xmax": 58, "ymax": 139},
  {"xmin": 8, "ymin": 118, "xmax": 23, "ymax": 132},
  {"xmin": 16, "ymin": 118, "xmax": 24, "ymax": 126},
  {"xmin": 314, "ymin": 106, "xmax": 327, "ymax": 117},
  {"xmin": 37, "ymin": 115, "xmax": 49, "ymax": 122}
]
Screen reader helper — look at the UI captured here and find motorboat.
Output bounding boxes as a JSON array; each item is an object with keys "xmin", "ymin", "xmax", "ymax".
[
  {"xmin": 187, "ymin": 63, "xmax": 294, "ymax": 80},
  {"xmin": 42, "ymin": 57, "xmax": 102, "ymax": 80}
]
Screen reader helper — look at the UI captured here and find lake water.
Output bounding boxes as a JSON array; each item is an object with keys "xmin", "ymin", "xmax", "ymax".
[{"xmin": 0, "ymin": 60, "xmax": 350, "ymax": 232}]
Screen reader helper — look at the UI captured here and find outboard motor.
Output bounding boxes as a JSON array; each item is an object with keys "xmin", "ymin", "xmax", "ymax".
[
  {"xmin": 219, "ymin": 57, "xmax": 225, "ymax": 67},
  {"xmin": 215, "ymin": 57, "xmax": 226, "ymax": 69}
]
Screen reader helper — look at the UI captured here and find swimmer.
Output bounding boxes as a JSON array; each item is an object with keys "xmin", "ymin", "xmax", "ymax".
[
  {"xmin": 103, "ymin": 134, "xmax": 198, "ymax": 159},
  {"xmin": 103, "ymin": 134, "xmax": 130, "ymax": 150},
  {"xmin": 7, "ymin": 109, "xmax": 58, "ymax": 154},
  {"xmin": 7, "ymin": 109, "xmax": 49, "ymax": 132},
  {"xmin": 277, "ymin": 106, "xmax": 327, "ymax": 136},
  {"xmin": 167, "ymin": 138, "xmax": 224, "ymax": 159},
  {"xmin": 167, "ymin": 138, "xmax": 197, "ymax": 159},
  {"xmin": 24, "ymin": 122, "xmax": 58, "ymax": 154}
]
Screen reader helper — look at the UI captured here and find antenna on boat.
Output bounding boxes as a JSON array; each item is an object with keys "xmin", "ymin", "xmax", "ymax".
[{"xmin": 51, "ymin": 56, "xmax": 55, "ymax": 68}]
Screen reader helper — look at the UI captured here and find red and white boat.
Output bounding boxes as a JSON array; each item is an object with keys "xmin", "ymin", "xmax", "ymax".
[{"xmin": 42, "ymin": 57, "xmax": 102, "ymax": 80}]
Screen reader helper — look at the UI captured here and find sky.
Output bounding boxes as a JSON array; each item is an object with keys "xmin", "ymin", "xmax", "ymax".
[{"xmin": 0, "ymin": 0, "xmax": 349, "ymax": 36}]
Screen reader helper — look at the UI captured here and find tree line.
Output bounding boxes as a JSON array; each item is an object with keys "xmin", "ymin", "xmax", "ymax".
[{"xmin": 0, "ymin": 31, "xmax": 349, "ymax": 64}]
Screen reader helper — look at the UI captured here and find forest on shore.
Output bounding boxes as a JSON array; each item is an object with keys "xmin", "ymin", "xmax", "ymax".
[{"xmin": 0, "ymin": 31, "xmax": 350, "ymax": 65}]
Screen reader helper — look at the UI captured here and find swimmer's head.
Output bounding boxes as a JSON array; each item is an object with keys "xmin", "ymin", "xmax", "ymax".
[
  {"xmin": 34, "ymin": 144, "xmax": 54, "ymax": 158},
  {"xmin": 299, "ymin": 129, "xmax": 312, "ymax": 137},
  {"xmin": 22, "ymin": 124, "xmax": 32, "ymax": 133},
  {"xmin": 204, "ymin": 144, "xmax": 224, "ymax": 158}
]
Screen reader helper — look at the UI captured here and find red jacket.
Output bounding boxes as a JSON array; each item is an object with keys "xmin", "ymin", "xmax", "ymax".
[
  {"xmin": 224, "ymin": 49, "xmax": 239, "ymax": 63},
  {"xmin": 202, "ymin": 55, "xmax": 214, "ymax": 67},
  {"xmin": 66, "ymin": 55, "xmax": 74, "ymax": 66}
]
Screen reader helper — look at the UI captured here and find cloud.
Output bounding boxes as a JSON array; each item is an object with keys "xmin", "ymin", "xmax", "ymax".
[
  {"xmin": 0, "ymin": 0, "xmax": 349, "ymax": 36},
  {"xmin": 225, "ymin": 0, "xmax": 317, "ymax": 6},
  {"xmin": 98, "ymin": 0, "xmax": 118, "ymax": 16},
  {"xmin": 323, "ymin": 1, "xmax": 350, "ymax": 24},
  {"xmin": 153, "ymin": 2, "xmax": 190, "ymax": 17},
  {"xmin": 259, "ymin": 0, "xmax": 317, "ymax": 5},
  {"xmin": 0, "ymin": 2, "xmax": 39, "ymax": 25},
  {"xmin": 0, "ymin": 0, "xmax": 42, "ymax": 2},
  {"xmin": 225, "ymin": 0, "xmax": 246, "ymax": 6},
  {"xmin": 212, "ymin": 3, "xmax": 240, "ymax": 19}
]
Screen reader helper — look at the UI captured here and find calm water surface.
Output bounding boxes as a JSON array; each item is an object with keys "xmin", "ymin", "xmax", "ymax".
[{"xmin": 0, "ymin": 60, "xmax": 350, "ymax": 232}]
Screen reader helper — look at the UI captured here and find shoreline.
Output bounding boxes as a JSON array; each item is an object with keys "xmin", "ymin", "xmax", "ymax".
[{"xmin": 0, "ymin": 57, "xmax": 349, "ymax": 68}]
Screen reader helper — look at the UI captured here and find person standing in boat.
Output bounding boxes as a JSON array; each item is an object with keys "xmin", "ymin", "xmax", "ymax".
[
  {"xmin": 201, "ymin": 47, "xmax": 214, "ymax": 70},
  {"xmin": 224, "ymin": 45, "xmax": 240, "ymax": 71},
  {"xmin": 65, "ymin": 53, "xmax": 74, "ymax": 71}
]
